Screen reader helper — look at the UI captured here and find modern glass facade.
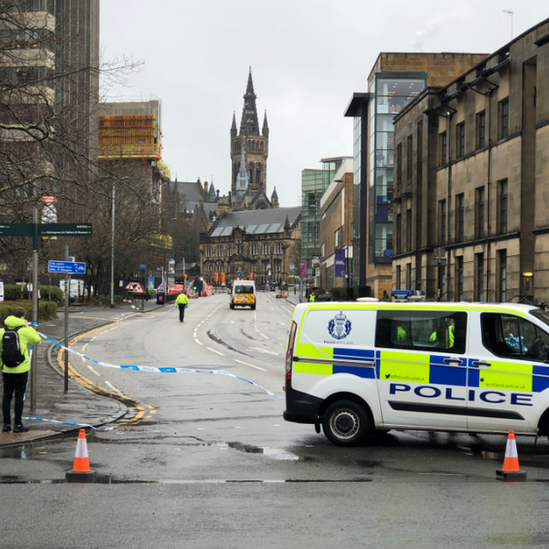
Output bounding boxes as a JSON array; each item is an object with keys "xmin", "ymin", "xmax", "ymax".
[
  {"xmin": 301, "ymin": 160, "xmax": 339, "ymax": 277},
  {"xmin": 369, "ymin": 74, "xmax": 426, "ymax": 263}
]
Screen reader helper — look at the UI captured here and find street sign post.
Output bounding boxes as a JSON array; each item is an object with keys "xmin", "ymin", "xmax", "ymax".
[
  {"xmin": 0, "ymin": 219, "xmax": 93, "ymax": 404},
  {"xmin": 48, "ymin": 260, "xmax": 86, "ymax": 274}
]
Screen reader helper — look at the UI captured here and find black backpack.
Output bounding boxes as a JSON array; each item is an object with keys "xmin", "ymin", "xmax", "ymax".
[{"xmin": 2, "ymin": 326, "xmax": 25, "ymax": 368}]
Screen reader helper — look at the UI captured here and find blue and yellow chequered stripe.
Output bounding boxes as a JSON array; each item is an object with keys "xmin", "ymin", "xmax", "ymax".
[
  {"xmin": 293, "ymin": 344, "xmax": 376, "ymax": 379},
  {"xmin": 294, "ymin": 344, "xmax": 549, "ymax": 393}
]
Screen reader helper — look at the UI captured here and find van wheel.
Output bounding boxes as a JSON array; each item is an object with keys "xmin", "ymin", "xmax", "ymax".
[
  {"xmin": 230, "ymin": 303, "xmax": 235, "ymax": 309},
  {"xmin": 322, "ymin": 399, "xmax": 370, "ymax": 446},
  {"xmin": 251, "ymin": 304, "xmax": 256, "ymax": 310}
]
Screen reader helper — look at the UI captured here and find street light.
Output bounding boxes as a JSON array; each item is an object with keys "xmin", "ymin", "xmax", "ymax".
[{"xmin": 110, "ymin": 177, "xmax": 128, "ymax": 308}]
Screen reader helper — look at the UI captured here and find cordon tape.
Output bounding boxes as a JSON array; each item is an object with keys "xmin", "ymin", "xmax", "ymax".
[{"xmin": 38, "ymin": 332, "xmax": 283, "ymax": 400}]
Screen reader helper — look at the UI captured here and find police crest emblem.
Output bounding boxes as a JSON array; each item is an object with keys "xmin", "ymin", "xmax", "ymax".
[{"xmin": 328, "ymin": 311, "xmax": 352, "ymax": 340}]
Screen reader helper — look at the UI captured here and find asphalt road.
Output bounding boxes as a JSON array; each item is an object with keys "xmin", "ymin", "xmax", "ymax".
[{"xmin": 3, "ymin": 292, "xmax": 549, "ymax": 548}]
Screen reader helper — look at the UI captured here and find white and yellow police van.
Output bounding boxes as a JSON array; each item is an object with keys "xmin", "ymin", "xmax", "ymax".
[
  {"xmin": 284, "ymin": 301, "xmax": 549, "ymax": 446},
  {"xmin": 230, "ymin": 280, "xmax": 256, "ymax": 310}
]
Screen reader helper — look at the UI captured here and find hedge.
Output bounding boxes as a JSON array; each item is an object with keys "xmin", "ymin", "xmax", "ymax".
[
  {"xmin": 4, "ymin": 284, "xmax": 64, "ymax": 304},
  {"xmin": 0, "ymin": 301, "xmax": 58, "ymax": 324}
]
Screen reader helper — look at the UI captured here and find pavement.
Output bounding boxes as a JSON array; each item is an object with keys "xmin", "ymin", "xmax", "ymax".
[
  {"xmin": 0, "ymin": 290, "xmax": 303, "ymax": 448},
  {"xmin": 0, "ymin": 296, "xmax": 169, "ymax": 448}
]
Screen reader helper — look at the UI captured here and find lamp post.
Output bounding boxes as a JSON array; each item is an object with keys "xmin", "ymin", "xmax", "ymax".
[
  {"xmin": 110, "ymin": 177, "xmax": 128, "ymax": 308},
  {"xmin": 110, "ymin": 180, "xmax": 115, "ymax": 308}
]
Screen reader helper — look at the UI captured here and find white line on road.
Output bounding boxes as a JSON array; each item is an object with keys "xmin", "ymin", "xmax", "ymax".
[
  {"xmin": 234, "ymin": 359, "xmax": 266, "ymax": 372},
  {"xmin": 249, "ymin": 347, "xmax": 278, "ymax": 356},
  {"xmin": 82, "ymin": 343, "xmax": 88, "ymax": 352},
  {"xmin": 207, "ymin": 347, "xmax": 225, "ymax": 356},
  {"xmin": 87, "ymin": 365, "xmax": 101, "ymax": 377},
  {"xmin": 105, "ymin": 380, "xmax": 121, "ymax": 393},
  {"xmin": 195, "ymin": 338, "xmax": 203, "ymax": 346}
]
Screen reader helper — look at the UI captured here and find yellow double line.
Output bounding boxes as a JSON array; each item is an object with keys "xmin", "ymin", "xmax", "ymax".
[{"xmin": 56, "ymin": 322, "xmax": 156, "ymax": 427}]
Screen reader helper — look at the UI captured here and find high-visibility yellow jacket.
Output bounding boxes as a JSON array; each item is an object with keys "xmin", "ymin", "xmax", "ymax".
[
  {"xmin": 175, "ymin": 293, "xmax": 189, "ymax": 307},
  {"xmin": 0, "ymin": 315, "xmax": 41, "ymax": 374}
]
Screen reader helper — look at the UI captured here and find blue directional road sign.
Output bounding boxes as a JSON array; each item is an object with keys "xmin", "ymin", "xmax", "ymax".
[{"xmin": 48, "ymin": 260, "xmax": 86, "ymax": 274}]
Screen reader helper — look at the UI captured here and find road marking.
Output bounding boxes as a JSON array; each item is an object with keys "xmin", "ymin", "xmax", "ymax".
[
  {"xmin": 82, "ymin": 343, "xmax": 88, "ymax": 352},
  {"xmin": 249, "ymin": 347, "xmax": 278, "ymax": 356},
  {"xmin": 207, "ymin": 346, "xmax": 225, "ymax": 356},
  {"xmin": 260, "ymin": 333, "xmax": 270, "ymax": 340},
  {"xmin": 195, "ymin": 338, "xmax": 203, "ymax": 346},
  {"xmin": 234, "ymin": 359, "xmax": 266, "ymax": 372},
  {"xmin": 87, "ymin": 365, "xmax": 101, "ymax": 377},
  {"xmin": 90, "ymin": 336, "xmax": 96, "ymax": 341},
  {"xmin": 105, "ymin": 380, "xmax": 122, "ymax": 393}
]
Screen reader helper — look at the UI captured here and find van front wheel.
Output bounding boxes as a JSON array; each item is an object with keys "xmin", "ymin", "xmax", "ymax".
[{"xmin": 322, "ymin": 399, "xmax": 370, "ymax": 446}]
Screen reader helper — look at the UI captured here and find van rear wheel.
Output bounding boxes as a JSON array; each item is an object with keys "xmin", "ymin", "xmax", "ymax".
[{"xmin": 322, "ymin": 399, "xmax": 370, "ymax": 446}]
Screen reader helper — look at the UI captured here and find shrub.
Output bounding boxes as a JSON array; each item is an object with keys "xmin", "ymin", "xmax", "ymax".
[{"xmin": 0, "ymin": 301, "xmax": 57, "ymax": 324}]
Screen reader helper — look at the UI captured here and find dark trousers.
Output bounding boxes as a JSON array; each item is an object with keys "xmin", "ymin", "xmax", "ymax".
[
  {"xmin": 2, "ymin": 371, "xmax": 29, "ymax": 426},
  {"xmin": 178, "ymin": 304, "xmax": 187, "ymax": 322}
]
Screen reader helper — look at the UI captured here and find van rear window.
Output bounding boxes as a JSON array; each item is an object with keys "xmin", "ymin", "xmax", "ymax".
[
  {"xmin": 375, "ymin": 310, "xmax": 467, "ymax": 354},
  {"xmin": 234, "ymin": 285, "xmax": 254, "ymax": 294}
]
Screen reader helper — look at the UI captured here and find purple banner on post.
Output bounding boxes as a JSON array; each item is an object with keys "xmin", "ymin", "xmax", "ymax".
[
  {"xmin": 335, "ymin": 248, "xmax": 346, "ymax": 278},
  {"xmin": 300, "ymin": 259, "xmax": 307, "ymax": 278}
]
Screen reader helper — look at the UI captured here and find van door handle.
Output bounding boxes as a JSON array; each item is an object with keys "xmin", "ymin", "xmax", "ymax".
[
  {"xmin": 443, "ymin": 357, "xmax": 463, "ymax": 365},
  {"xmin": 472, "ymin": 360, "xmax": 491, "ymax": 368}
]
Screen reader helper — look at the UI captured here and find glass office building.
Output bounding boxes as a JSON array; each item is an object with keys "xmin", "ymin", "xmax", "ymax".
[
  {"xmin": 301, "ymin": 159, "xmax": 339, "ymax": 277},
  {"xmin": 368, "ymin": 73, "xmax": 426, "ymax": 264}
]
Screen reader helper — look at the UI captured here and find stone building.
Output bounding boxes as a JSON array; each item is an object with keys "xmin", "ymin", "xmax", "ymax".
[
  {"xmin": 320, "ymin": 158, "xmax": 353, "ymax": 290},
  {"xmin": 230, "ymin": 68, "xmax": 276, "ymax": 211},
  {"xmin": 201, "ymin": 207, "xmax": 301, "ymax": 288},
  {"xmin": 392, "ymin": 18, "xmax": 549, "ymax": 303},
  {"xmin": 344, "ymin": 52, "xmax": 489, "ymax": 298}
]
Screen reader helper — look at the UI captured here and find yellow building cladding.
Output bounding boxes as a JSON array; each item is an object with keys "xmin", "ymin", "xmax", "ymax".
[{"xmin": 98, "ymin": 114, "xmax": 161, "ymax": 160}]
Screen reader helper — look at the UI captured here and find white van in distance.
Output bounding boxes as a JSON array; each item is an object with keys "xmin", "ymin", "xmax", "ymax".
[{"xmin": 284, "ymin": 301, "xmax": 549, "ymax": 446}]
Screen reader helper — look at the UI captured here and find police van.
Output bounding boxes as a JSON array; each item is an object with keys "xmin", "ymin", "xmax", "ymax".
[
  {"xmin": 230, "ymin": 280, "xmax": 256, "ymax": 310},
  {"xmin": 284, "ymin": 301, "xmax": 549, "ymax": 446}
]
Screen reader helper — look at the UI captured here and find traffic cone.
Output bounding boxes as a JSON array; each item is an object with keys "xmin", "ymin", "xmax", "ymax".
[
  {"xmin": 496, "ymin": 430, "xmax": 527, "ymax": 481},
  {"xmin": 66, "ymin": 429, "xmax": 96, "ymax": 483}
]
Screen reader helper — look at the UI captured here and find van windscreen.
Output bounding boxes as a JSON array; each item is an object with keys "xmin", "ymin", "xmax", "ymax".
[{"xmin": 235, "ymin": 285, "xmax": 254, "ymax": 294}]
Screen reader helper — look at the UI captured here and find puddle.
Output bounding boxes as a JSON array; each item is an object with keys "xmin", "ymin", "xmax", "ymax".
[{"xmin": 227, "ymin": 442, "xmax": 299, "ymax": 460}]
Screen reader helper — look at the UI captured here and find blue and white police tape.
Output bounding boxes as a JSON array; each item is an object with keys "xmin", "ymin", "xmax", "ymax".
[{"xmin": 39, "ymin": 332, "xmax": 283, "ymax": 399}]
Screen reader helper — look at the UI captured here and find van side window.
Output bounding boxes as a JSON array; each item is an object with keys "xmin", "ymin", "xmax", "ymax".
[
  {"xmin": 375, "ymin": 311, "xmax": 467, "ymax": 354},
  {"xmin": 481, "ymin": 313, "xmax": 549, "ymax": 362}
]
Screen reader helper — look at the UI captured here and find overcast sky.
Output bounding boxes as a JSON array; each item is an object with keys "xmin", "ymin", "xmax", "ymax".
[{"xmin": 100, "ymin": 1, "xmax": 548, "ymax": 207}]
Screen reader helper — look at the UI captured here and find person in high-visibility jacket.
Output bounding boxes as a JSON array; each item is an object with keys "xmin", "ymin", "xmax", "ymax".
[
  {"xmin": 430, "ymin": 321, "xmax": 455, "ymax": 348},
  {"xmin": 309, "ymin": 293, "xmax": 315, "ymax": 302},
  {"xmin": 175, "ymin": 292, "xmax": 190, "ymax": 322}
]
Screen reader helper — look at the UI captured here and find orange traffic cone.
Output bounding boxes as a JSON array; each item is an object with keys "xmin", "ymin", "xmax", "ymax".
[
  {"xmin": 496, "ymin": 430, "xmax": 527, "ymax": 481},
  {"xmin": 66, "ymin": 429, "xmax": 96, "ymax": 483}
]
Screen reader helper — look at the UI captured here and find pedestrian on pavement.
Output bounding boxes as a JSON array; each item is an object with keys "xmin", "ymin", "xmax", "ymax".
[
  {"xmin": 2, "ymin": 307, "xmax": 41, "ymax": 433},
  {"xmin": 309, "ymin": 293, "xmax": 315, "ymax": 303},
  {"xmin": 175, "ymin": 291, "xmax": 190, "ymax": 322}
]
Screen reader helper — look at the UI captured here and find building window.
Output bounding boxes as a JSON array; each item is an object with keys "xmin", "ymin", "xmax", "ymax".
[
  {"xmin": 476, "ymin": 187, "xmax": 485, "ymax": 239},
  {"xmin": 476, "ymin": 111, "xmax": 486, "ymax": 149},
  {"xmin": 396, "ymin": 265, "xmax": 401, "ymax": 289},
  {"xmin": 439, "ymin": 199, "xmax": 446, "ymax": 246},
  {"xmin": 406, "ymin": 209, "xmax": 412, "ymax": 251},
  {"xmin": 321, "ymin": 242, "xmax": 326, "ymax": 257},
  {"xmin": 498, "ymin": 249, "xmax": 507, "ymax": 303},
  {"xmin": 456, "ymin": 193, "xmax": 464, "ymax": 243},
  {"xmin": 440, "ymin": 132, "xmax": 447, "ymax": 165},
  {"xmin": 456, "ymin": 256, "xmax": 464, "ymax": 301},
  {"xmin": 334, "ymin": 228, "xmax": 340, "ymax": 248},
  {"xmin": 406, "ymin": 263, "xmax": 411, "ymax": 290},
  {"xmin": 407, "ymin": 134, "xmax": 413, "ymax": 181},
  {"xmin": 476, "ymin": 253, "xmax": 484, "ymax": 301},
  {"xmin": 457, "ymin": 122, "xmax": 465, "ymax": 158},
  {"xmin": 500, "ymin": 97, "xmax": 509, "ymax": 139},
  {"xmin": 396, "ymin": 142, "xmax": 402, "ymax": 186},
  {"xmin": 396, "ymin": 213, "xmax": 402, "ymax": 255},
  {"xmin": 499, "ymin": 179, "xmax": 508, "ymax": 234}
]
